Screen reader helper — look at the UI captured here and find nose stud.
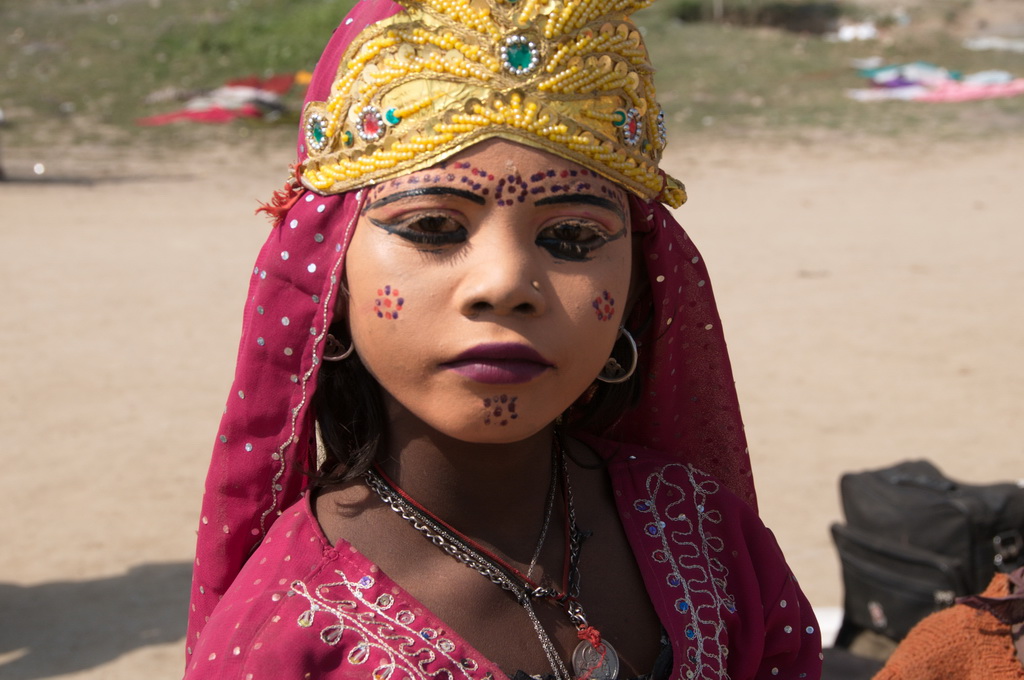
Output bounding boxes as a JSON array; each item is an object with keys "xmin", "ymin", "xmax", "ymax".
[{"xmin": 531, "ymin": 280, "xmax": 541, "ymax": 291}]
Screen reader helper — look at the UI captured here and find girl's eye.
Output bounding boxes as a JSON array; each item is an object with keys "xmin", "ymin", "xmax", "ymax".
[
  {"xmin": 370, "ymin": 214, "xmax": 467, "ymax": 247},
  {"xmin": 536, "ymin": 221, "xmax": 609, "ymax": 261}
]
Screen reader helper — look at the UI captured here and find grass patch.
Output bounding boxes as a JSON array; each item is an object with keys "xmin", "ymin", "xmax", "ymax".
[
  {"xmin": 634, "ymin": 1, "xmax": 1024, "ymax": 142},
  {"xmin": 1, "ymin": 0, "xmax": 1022, "ymax": 152},
  {"xmin": 1, "ymin": 0, "xmax": 358, "ymax": 148}
]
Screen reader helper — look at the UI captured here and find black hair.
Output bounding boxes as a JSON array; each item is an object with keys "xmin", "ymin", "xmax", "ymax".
[{"xmin": 312, "ymin": 321, "xmax": 388, "ymax": 484}]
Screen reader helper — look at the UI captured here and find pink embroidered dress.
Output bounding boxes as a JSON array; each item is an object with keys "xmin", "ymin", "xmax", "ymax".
[
  {"xmin": 184, "ymin": 1, "xmax": 823, "ymax": 678},
  {"xmin": 188, "ymin": 444, "xmax": 819, "ymax": 679}
]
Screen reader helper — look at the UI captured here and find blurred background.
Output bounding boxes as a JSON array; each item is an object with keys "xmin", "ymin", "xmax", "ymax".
[{"xmin": 2, "ymin": 0, "xmax": 1022, "ymax": 677}]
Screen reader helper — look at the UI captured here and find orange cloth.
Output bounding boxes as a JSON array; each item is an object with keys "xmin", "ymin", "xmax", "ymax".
[{"xmin": 874, "ymin": 573, "xmax": 1024, "ymax": 679}]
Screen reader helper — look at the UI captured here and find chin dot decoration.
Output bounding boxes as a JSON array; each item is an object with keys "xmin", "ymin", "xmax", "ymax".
[{"xmin": 299, "ymin": 0, "xmax": 687, "ymax": 207}]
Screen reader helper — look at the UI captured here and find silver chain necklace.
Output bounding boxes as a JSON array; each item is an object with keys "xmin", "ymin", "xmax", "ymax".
[
  {"xmin": 526, "ymin": 450, "xmax": 559, "ymax": 580},
  {"xmin": 362, "ymin": 437, "xmax": 620, "ymax": 680}
]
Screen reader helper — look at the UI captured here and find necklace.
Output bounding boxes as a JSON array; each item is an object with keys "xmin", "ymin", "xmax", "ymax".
[
  {"xmin": 363, "ymin": 436, "xmax": 620, "ymax": 680},
  {"xmin": 526, "ymin": 446, "xmax": 559, "ymax": 580}
]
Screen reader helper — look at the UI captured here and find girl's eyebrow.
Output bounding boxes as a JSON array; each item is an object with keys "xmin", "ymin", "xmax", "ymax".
[
  {"xmin": 533, "ymin": 193, "xmax": 625, "ymax": 221},
  {"xmin": 365, "ymin": 186, "xmax": 486, "ymax": 210}
]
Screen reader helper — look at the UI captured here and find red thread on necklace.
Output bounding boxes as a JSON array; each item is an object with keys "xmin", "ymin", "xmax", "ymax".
[
  {"xmin": 577, "ymin": 626, "xmax": 607, "ymax": 680},
  {"xmin": 371, "ymin": 462, "xmax": 574, "ymax": 602}
]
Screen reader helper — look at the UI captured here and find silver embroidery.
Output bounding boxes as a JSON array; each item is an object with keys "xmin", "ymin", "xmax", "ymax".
[
  {"xmin": 636, "ymin": 464, "xmax": 735, "ymax": 678},
  {"xmin": 290, "ymin": 570, "xmax": 479, "ymax": 678}
]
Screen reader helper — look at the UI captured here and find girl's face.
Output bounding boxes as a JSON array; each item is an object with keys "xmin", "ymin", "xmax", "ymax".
[{"xmin": 345, "ymin": 139, "xmax": 631, "ymax": 443}]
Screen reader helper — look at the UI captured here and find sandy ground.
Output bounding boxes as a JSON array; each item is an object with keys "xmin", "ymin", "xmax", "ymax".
[{"xmin": 1, "ymin": 133, "xmax": 1022, "ymax": 678}]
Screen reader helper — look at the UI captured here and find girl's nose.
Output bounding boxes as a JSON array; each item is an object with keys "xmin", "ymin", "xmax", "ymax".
[{"xmin": 456, "ymin": 232, "xmax": 546, "ymax": 318}]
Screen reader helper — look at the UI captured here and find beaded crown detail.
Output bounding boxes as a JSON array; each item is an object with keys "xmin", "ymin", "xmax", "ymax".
[{"xmin": 300, "ymin": 0, "xmax": 686, "ymax": 207}]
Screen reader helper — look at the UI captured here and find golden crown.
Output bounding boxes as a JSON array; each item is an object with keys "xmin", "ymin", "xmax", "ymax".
[{"xmin": 299, "ymin": 0, "xmax": 686, "ymax": 206}]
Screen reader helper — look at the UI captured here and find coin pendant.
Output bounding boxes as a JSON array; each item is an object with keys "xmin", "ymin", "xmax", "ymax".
[{"xmin": 572, "ymin": 639, "xmax": 620, "ymax": 680}]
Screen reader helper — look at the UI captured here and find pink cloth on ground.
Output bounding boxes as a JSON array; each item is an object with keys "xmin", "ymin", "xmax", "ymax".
[{"xmin": 914, "ymin": 79, "xmax": 1024, "ymax": 102}]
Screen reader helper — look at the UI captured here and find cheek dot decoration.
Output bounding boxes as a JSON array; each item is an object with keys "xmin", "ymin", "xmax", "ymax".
[
  {"xmin": 593, "ymin": 291, "xmax": 616, "ymax": 321},
  {"xmin": 482, "ymin": 394, "xmax": 519, "ymax": 426},
  {"xmin": 374, "ymin": 285, "xmax": 404, "ymax": 320}
]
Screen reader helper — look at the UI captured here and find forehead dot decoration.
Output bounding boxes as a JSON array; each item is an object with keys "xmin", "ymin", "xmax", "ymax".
[{"xmin": 299, "ymin": 0, "xmax": 687, "ymax": 207}]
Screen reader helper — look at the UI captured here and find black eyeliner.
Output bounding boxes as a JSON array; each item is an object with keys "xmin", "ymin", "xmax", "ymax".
[
  {"xmin": 367, "ymin": 216, "xmax": 466, "ymax": 246},
  {"xmin": 533, "ymin": 193, "xmax": 626, "ymax": 223},
  {"xmin": 536, "ymin": 219, "xmax": 619, "ymax": 262},
  {"xmin": 365, "ymin": 186, "xmax": 486, "ymax": 210}
]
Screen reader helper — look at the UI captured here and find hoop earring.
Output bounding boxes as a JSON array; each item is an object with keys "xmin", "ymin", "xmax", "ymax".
[
  {"xmin": 597, "ymin": 327, "xmax": 638, "ymax": 384},
  {"xmin": 322, "ymin": 333, "xmax": 355, "ymax": 362}
]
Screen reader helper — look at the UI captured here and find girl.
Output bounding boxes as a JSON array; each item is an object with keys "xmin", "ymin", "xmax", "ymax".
[{"xmin": 185, "ymin": 0, "xmax": 822, "ymax": 677}]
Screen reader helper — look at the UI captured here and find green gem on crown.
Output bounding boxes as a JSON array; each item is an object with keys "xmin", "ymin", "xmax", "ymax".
[
  {"xmin": 385, "ymin": 108, "xmax": 402, "ymax": 125},
  {"xmin": 507, "ymin": 44, "xmax": 532, "ymax": 69},
  {"xmin": 305, "ymin": 113, "xmax": 329, "ymax": 152},
  {"xmin": 501, "ymin": 35, "xmax": 538, "ymax": 75}
]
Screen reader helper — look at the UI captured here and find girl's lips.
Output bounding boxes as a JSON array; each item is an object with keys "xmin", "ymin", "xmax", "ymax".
[
  {"xmin": 442, "ymin": 343, "xmax": 553, "ymax": 384},
  {"xmin": 444, "ymin": 360, "xmax": 550, "ymax": 384}
]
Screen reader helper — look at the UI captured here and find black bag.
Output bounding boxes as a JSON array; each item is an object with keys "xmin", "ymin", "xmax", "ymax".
[
  {"xmin": 832, "ymin": 459, "xmax": 1024, "ymax": 642},
  {"xmin": 831, "ymin": 523, "xmax": 966, "ymax": 641}
]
